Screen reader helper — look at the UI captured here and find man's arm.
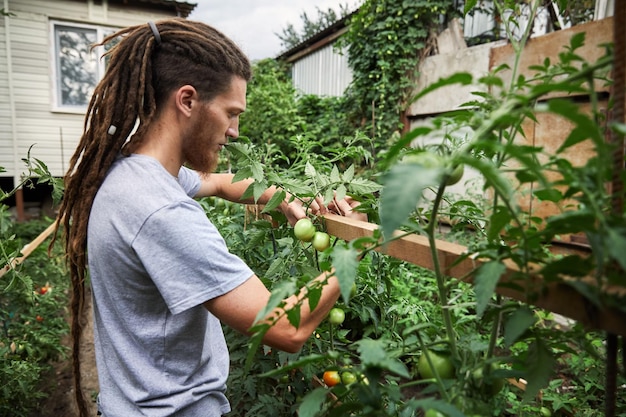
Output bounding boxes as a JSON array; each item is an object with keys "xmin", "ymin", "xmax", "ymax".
[
  {"xmin": 204, "ymin": 269, "xmax": 340, "ymax": 353},
  {"xmin": 194, "ymin": 172, "xmax": 323, "ymax": 225},
  {"xmin": 195, "ymin": 172, "xmax": 367, "ymax": 224}
]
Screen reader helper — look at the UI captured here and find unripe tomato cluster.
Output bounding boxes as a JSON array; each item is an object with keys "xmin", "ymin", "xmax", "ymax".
[
  {"xmin": 322, "ymin": 369, "xmax": 359, "ymax": 387},
  {"xmin": 293, "ymin": 218, "xmax": 331, "ymax": 252}
]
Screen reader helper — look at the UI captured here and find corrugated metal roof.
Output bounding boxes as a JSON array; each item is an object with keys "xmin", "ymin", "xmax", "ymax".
[{"xmin": 276, "ymin": 10, "xmax": 357, "ymax": 61}]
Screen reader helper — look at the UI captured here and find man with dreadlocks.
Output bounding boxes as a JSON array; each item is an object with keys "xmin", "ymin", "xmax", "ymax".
[{"xmin": 53, "ymin": 18, "xmax": 364, "ymax": 417}]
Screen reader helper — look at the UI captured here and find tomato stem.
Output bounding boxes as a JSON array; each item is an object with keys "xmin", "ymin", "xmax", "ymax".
[{"xmin": 425, "ymin": 182, "xmax": 458, "ymax": 361}]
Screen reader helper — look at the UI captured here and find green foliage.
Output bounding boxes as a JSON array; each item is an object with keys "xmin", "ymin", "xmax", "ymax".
[
  {"xmin": 1, "ymin": 2, "xmax": 622, "ymax": 415},
  {"xmin": 0, "ymin": 152, "xmax": 68, "ymax": 416},
  {"xmin": 239, "ymin": 59, "xmax": 306, "ymax": 160},
  {"xmin": 222, "ymin": 1, "xmax": 626, "ymax": 416},
  {"xmin": 241, "ymin": 59, "xmax": 375, "ymax": 170},
  {"xmin": 338, "ymin": 0, "xmax": 457, "ymax": 145},
  {"xmin": 276, "ymin": 4, "xmax": 353, "ymax": 52},
  {"xmin": 0, "ymin": 220, "xmax": 70, "ymax": 417}
]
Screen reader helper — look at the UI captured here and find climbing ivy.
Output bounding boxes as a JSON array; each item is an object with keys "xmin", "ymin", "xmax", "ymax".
[{"xmin": 337, "ymin": 0, "xmax": 458, "ymax": 146}]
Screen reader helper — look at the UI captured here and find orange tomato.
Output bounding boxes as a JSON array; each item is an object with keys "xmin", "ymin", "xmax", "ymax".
[{"xmin": 323, "ymin": 370, "xmax": 341, "ymax": 387}]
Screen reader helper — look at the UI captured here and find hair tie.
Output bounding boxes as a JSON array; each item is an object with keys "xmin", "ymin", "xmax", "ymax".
[
  {"xmin": 107, "ymin": 125, "xmax": 117, "ymax": 136},
  {"xmin": 148, "ymin": 21, "xmax": 161, "ymax": 46}
]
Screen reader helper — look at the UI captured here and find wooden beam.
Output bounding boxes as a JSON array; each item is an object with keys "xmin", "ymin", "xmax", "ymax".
[
  {"xmin": 322, "ymin": 214, "xmax": 626, "ymax": 337},
  {"xmin": 0, "ymin": 219, "xmax": 58, "ymax": 279}
]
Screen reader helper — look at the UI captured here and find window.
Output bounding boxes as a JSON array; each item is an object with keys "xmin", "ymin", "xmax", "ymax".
[{"xmin": 52, "ymin": 22, "xmax": 115, "ymax": 111}]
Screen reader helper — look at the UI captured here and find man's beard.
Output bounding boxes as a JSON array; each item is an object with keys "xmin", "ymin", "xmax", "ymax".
[
  {"xmin": 182, "ymin": 117, "xmax": 220, "ymax": 174},
  {"xmin": 183, "ymin": 145, "xmax": 218, "ymax": 174}
]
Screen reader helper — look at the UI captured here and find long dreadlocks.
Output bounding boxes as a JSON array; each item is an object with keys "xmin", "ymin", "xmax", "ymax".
[{"xmin": 50, "ymin": 18, "xmax": 251, "ymax": 416}]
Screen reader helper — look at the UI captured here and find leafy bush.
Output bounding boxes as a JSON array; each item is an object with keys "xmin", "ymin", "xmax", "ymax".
[{"xmin": 0, "ymin": 219, "xmax": 70, "ymax": 417}]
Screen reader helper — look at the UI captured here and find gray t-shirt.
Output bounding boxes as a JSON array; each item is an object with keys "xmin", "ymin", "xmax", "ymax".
[{"xmin": 88, "ymin": 154, "xmax": 253, "ymax": 416}]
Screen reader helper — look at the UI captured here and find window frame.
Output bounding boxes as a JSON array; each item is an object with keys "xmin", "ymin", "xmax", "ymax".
[{"xmin": 50, "ymin": 20, "xmax": 115, "ymax": 114}]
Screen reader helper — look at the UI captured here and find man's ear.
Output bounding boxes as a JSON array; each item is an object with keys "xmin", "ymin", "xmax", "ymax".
[{"xmin": 175, "ymin": 85, "xmax": 198, "ymax": 117}]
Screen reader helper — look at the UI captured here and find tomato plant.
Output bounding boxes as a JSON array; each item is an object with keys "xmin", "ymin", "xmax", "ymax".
[{"xmin": 207, "ymin": 4, "xmax": 625, "ymax": 416}]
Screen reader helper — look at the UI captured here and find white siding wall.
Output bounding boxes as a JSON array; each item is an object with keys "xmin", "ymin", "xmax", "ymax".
[
  {"xmin": 0, "ymin": 0, "xmax": 179, "ymax": 184},
  {"xmin": 291, "ymin": 43, "xmax": 352, "ymax": 97}
]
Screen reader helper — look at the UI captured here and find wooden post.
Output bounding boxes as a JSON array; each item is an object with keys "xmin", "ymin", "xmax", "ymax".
[{"xmin": 14, "ymin": 187, "xmax": 25, "ymax": 222}]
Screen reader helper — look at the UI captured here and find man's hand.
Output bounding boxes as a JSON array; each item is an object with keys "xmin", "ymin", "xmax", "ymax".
[
  {"xmin": 280, "ymin": 196, "xmax": 328, "ymax": 226},
  {"xmin": 328, "ymin": 196, "xmax": 367, "ymax": 222}
]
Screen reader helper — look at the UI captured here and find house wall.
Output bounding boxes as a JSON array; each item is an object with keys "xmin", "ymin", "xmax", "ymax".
[
  {"xmin": 290, "ymin": 43, "xmax": 352, "ymax": 97},
  {"xmin": 0, "ymin": 0, "xmax": 179, "ymax": 188}
]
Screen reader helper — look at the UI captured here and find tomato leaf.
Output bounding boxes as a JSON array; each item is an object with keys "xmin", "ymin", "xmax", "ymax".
[
  {"xmin": 305, "ymin": 161, "xmax": 317, "ymax": 178},
  {"xmin": 252, "ymin": 180, "xmax": 268, "ymax": 203},
  {"xmin": 264, "ymin": 257, "xmax": 285, "ymax": 279},
  {"xmin": 307, "ymin": 283, "xmax": 322, "ymax": 312},
  {"xmin": 487, "ymin": 206, "xmax": 512, "ymax": 241},
  {"xmin": 250, "ymin": 160, "xmax": 265, "ymax": 182},
  {"xmin": 232, "ymin": 166, "xmax": 253, "ymax": 183},
  {"xmin": 522, "ymin": 339, "xmax": 556, "ymax": 402},
  {"xmin": 342, "ymin": 164, "xmax": 355, "ymax": 182},
  {"xmin": 331, "ymin": 243, "xmax": 359, "ymax": 304},
  {"xmin": 286, "ymin": 304, "xmax": 301, "ymax": 328},
  {"xmin": 298, "ymin": 388, "xmax": 328, "ymax": 417},
  {"xmin": 355, "ymin": 338, "xmax": 410, "ymax": 378},
  {"xmin": 474, "ymin": 260, "xmax": 506, "ymax": 318},
  {"xmin": 262, "ymin": 190, "xmax": 286, "ymax": 213},
  {"xmin": 533, "ymin": 188, "xmax": 563, "ymax": 203},
  {"xmin": 347, "ymin": 177, "xmax": 382, "ymax": 194},
  {"xmin": 330, "ymin": 164, "xmax": 341, "ymax": 183},
  {"xmin": 380, "ymin": 162, "xmax": 442, "ymax": 241},
  {"xmin": 335, "ymin": 184, "xmax": 347, "ymax": 203},
  {"xmin": 607, "ymin": 228, "xmax": 626, "ymax": 272},
  {"xmin": 503, "ymin": 307, "xmax": 537, "ymax": 347}
]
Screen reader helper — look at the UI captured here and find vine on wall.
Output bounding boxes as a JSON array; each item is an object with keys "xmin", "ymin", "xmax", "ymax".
[{"xmin": 337, "ymin": 0, "xmax": 457, "ymax": 146}]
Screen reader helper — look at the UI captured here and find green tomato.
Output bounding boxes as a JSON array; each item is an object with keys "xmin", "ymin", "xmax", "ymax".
[
  {"xmin": 446, "ymin": 164, "xmax": 464, "ymax": 185},
  {"xmin": 311, "ymin": 231, "xmax": 331, "ymax": 251},
  {"xmin": 328, "ymin": 307, "xmax": 345, "ymax": 326},
  {"xmin": 424, "ymin": 410, "xmax": 446, "ymax": 417},
  {"xmin": 417, "ymin": 349, "xmax": 455, "ymax": 380},
  {"xmin": 401, "ymin": 151, "xmax": 443, "ymax": 169},
  {"xmin": 294, "ymin": 218, "xmax": 316, "ymax": 242},
  {"xmin": 471, "ymin": 363, "xmax": 505, "ymax": 395},
  {"xmin": 539, "ymin": 407, "xmax": 552, "ymax": 417},
  {"xmin": 341, "ymin": 371, "xmax": 357, "ymax": 385}
]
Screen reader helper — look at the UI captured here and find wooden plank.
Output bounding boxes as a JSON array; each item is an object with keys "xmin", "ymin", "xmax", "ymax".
[
  {"xmin": 322, "ymin": 213, "xmax": 626, "ymax": 337},
  {"xmin": 0, "ymin": 219, "xmax": 57, "ymax": 279}
]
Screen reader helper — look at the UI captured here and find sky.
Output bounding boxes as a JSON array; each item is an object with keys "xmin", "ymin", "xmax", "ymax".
[{"xmin": 187, "ymin": 0, "xmax": 361, "ymax": 61}]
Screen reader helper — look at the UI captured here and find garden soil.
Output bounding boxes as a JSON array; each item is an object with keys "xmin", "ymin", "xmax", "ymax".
[{"xmin": 30, "ymin": 289, "xmax": 99, "ymax": 417}]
